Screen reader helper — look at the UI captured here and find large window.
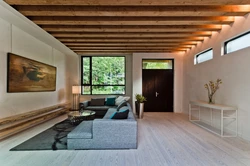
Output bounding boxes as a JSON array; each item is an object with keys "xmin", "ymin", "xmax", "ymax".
[
  {"xmin": 225, "ymin": 31, "xmax": 250, "ymax": 54},
  {"xmin": 194, "ymin": 48, "xmax": 213, "ymax": 64},
  {"xmin": 81, "ymin": 56, "xmax": 125, "ymax": 95}
]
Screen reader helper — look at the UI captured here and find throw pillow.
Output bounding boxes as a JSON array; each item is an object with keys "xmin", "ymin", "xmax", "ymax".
[
  {"xmin": 110, "ymin": 109, "xmax": 129, "ymax": 119},
  {"xmin": 123, "ymin": 96, "xmax": 130, "ymax": 102},
  {"xmin": 115, "ymin": 96, "xmax": 124, "ymax": 105},
  {"xmin": 90, "ymin": 98, "xmax": 105, "ymax": 106},
  {"xmin": 115, "ymin": 96, "xmax": 130, "ymax": 105},
  {"xmin": 106, "ymin": 97, "xmax": 116, "ymax": 106},
  {"xmin": 116, "ymin": 100, "xmax": 127, "ymax": 111}
]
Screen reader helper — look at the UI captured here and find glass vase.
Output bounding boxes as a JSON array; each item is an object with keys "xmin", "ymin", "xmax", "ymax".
[{"xmin": 208, "ymin": 94, "xmax": 215, "ymax": 104}]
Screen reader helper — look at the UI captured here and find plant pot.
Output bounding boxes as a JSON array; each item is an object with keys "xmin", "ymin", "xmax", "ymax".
[{"xmin": 135, "ymin": 101, "xmax": 144, "ymax": 119}]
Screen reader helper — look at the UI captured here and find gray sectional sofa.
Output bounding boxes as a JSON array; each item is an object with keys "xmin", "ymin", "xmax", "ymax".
[{"xmin": 67, "ymin": 102, "xmax": 137, "ymax": 150}]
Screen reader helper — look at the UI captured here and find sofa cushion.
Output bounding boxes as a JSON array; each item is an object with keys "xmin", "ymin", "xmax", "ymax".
[
  {"xmin": 103, "ymin": 108, "xmax": 117, "ymax": 119},
  {"xmin": 90, "ymin": 98, "xmax": 105, "ymax": 106},
  {"xmin": 116, "ymin": 100, "xmax": 127, "ymax": 111},
  {"xmin": 106, "ymin": 97, "xmax": 116, "ymax": 106},
  {"xmin": 115, "ymin": 96, "xmax": 130, "ymax": 105},
  {"xmin": 110, "ymin": 109, "xmax": 129, "ymax": 119},
  {"xmin": 67, "ymin": 121, "xmax": 93, "ymax": 139},
  {"xmin": 87, "ymin": 106, "xmax": 110, "ymax": 111}
]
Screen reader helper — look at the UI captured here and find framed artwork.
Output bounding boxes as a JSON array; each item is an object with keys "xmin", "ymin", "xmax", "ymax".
[{"xmin": 7, "ymin": 53, "xmax": 57, "ymax": 92}]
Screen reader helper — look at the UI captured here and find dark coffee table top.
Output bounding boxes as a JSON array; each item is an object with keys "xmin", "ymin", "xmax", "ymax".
[
  {"xmin": 68, "ymin": 110, "xmax": 95, "ymax": 117},
  {"xmin": 68, "ymin": 110, "xmax": 96, "ymax": 125}
]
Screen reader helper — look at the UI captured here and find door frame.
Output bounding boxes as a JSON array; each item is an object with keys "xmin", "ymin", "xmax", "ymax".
[
  {"xmin": 132, "ymin": 54, "xmax": 182, "ymax": 114},
  {"xmin": 142, "ymin": 59, "xmax": 174, "ymax": 112}
]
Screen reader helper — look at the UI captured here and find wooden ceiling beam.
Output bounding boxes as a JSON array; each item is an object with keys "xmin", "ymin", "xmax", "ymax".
[
  {"xmin": 74, "ymin": 49, "xmax": 187, "ymax": 52},
  {"xmin": 76, "ymin": 51, "xmax": 180, "ymax": 54},
  {"xmin": 14, "ymin": 5, "xmax": 250, "ymax": 17},
  {"xmin": 30, "ymin": 16, "xmax": 234, "ymax": 25},
  {"xmin": 57, "ymin": 37, "xmax": 204, "ymax": 40},
  {"xmin": 5, "ymin": 0, "xmax": 250, "ymax": 6},
  {"xmin": 5, "ymin": 1, "xmax": 249, "ymax": 54},
  {"xmin": 63, "ymin": 41, "xmax": 198, "ymax": 45},
  {"xmin": 64, "ymin": 43, "xmax": 195, "ymax": 47},
  {"xmin": 41, "ymin": 25, "xmax": 222, "ymax": 33},
  {"xmin": 29, "ymin": 15, "xmax": 234, "ymax": 21},
  {"xmin": 34, "ymin": 20, "xmax": 233, "ymax": 25},
  {"xmin": 51, "ymin": 32, "xmax": 212, "ymax": 38},
  {"xmin": 69, "ymin": 46, "xmax": 191, "ymax": 50},
  {"xmin": 58, "ymin": 38, "xmax": 204, "ymax": 42}
]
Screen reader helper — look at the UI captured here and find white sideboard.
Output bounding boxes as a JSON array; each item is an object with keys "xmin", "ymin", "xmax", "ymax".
[{"xmin": 189, "ymin": 100, "xmax": 237, "ymax": 137}]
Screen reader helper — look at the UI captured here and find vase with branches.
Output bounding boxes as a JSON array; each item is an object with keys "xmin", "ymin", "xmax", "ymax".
[{"xmin": 204, "ymin": 79, "xmax": 222, "ymax": 104}]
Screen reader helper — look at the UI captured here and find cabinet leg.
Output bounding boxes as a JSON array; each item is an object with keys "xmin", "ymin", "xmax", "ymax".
[{"xmin": 221, "ymin": 110, "xmax": 224, "ymax": 137}]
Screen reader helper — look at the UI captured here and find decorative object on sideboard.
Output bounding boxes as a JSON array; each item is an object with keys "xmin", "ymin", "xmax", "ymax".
[
  {"xmin": 72, "ymin": 85, "xmax": 81, "ymax": 110},
  {"xmin": 204, "ymin": 79, "xmax": 222, "ymax": 104},
  {"xmin": 7, "ymin": 53, "xmax": 56, "ymax": 92},
  {"xmin": 135, "ymin": 94, "xmax": 147, "ymax": 119}
]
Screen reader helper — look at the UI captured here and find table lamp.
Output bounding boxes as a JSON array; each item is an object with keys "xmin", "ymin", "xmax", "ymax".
[{"xmin": 72, "ymin": 85, "xmax": 81, "ymax": 110}]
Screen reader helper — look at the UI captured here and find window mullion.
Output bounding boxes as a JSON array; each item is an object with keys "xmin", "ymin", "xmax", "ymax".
[{"xmin": 90, "ymin": 57, "xmax": 92, "ymax": 95}]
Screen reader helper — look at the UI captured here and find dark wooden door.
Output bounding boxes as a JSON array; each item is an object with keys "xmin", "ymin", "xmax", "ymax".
[{"xmin": 142, "ymin": 69, "xmax": 174, "ymax": 112}]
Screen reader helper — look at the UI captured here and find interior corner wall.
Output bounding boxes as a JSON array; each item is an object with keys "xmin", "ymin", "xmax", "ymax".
[
  {"xmin": 0, "ymin": 9, "xmax": 78, "ymax": 118},
  {"xmin": 132, "ymin": 53, "xmax": 184, "ymax": 113},
  {"xmin": 183, "ymin": 14, "xmax": 250, "ymax": 141}
]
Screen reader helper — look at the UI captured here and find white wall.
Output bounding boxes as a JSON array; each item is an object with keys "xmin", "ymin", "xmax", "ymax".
[
  {"xmin": 0, "ymin": 2, "xmax": 79, "ymax": 118},
  {"xmin": 183, "ymin": 14, "xmax": 250, "ymax": 141},
  {"xmin": 132, "ymin": 53, "xmax": 184, "ymax": 113}
]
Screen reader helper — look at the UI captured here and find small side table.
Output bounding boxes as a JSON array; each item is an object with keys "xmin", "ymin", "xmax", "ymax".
[{"xmin": 68, "ymin": 110, "xmax": 96, "ymax": 125}]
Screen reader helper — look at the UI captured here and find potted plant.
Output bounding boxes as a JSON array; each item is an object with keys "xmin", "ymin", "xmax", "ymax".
[{"xmin": 135, "ymin": 94, "xmax": 146, "ymax": 119}]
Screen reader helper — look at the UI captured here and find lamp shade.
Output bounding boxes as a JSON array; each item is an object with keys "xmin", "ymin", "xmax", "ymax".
[{"xmin": 72, "ymin": 85, "xmax": 81, "ymax": 94}]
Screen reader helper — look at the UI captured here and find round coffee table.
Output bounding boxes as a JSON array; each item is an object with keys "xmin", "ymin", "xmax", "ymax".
[{"xmin": 68, "ymin": 110, "xmax": 96, "ymax": 125}]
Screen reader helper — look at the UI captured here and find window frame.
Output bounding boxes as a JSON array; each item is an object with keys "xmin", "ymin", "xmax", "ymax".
[
  {"xmin": 224, "ymin": 31, "xmax": 250, "ymax": 55},
  {"xmin": 142, "ymin": 59, "xmax": 174, "ymax": 70},
  {"xmin": 81, "ymin": 56, "xmax": 126, "ymax": 95},
  {"xmin": 194, "ymin": 48, "xmax": 213, "ymax": 65}
]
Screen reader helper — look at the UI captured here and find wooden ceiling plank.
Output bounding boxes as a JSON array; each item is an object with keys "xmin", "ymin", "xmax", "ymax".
[
  {"xmin": 5, "ymin": 0, "xmax": 250, "ymax": 6},
  {"xmin": 15, "ymin": 5, "xmax": 250, "ymax": 17}
]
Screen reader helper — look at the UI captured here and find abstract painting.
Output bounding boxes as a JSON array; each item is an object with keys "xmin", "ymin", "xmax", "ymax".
[{"xmin": 7, "ymin": 53, "xmax": 56, "ymax": 92}]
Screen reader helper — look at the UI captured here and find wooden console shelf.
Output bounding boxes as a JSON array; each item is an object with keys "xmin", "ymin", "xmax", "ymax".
[
  {"xmin": 0, "ymin": 103, "xmax": 69, "ymax": 140},
  {"xmin": 189, "ymin": 100, "xmax": 237, "ymax": 137}
]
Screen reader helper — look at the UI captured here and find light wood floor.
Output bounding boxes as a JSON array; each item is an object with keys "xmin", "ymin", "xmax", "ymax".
[{"xmin": 0, "ymin": 113, "xmax": 250, "ymax": 166}]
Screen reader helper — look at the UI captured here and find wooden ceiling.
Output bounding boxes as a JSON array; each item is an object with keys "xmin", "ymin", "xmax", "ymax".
[{"xmin": 4, "ymin": 0, "xmax": 250, "ymax": 54}]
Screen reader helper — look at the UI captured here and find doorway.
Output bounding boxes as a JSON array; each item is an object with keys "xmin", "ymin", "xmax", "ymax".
[{"xmin": 142, "ymin": 59, "xmax": 174, "ymax": 112}]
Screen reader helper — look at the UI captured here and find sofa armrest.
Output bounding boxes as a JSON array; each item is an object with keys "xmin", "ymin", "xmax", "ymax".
[
  {"xmin": 79, "ymin": 101, "xmax": 90, "ymax": 110},
  {"xmin": 93, "ymin": 119, "xmax": 137, "ymax": 140}
]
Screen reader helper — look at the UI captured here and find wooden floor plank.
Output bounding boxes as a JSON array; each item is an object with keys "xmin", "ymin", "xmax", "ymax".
[{"xmin": 0, "ymin": 113, "xmax": 250, "ymax": 166}]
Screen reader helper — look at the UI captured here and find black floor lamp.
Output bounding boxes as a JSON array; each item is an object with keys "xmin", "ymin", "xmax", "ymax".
[{"xmin": 72, "ymin": 85, "xmax": 81, "ymax": 110}]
